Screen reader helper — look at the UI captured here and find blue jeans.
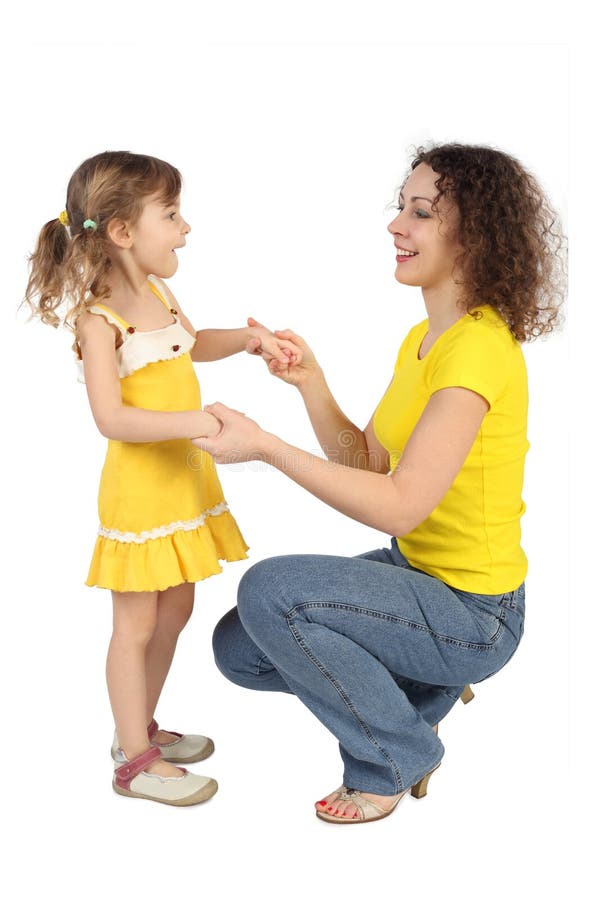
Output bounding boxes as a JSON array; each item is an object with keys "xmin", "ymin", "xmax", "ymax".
[{"xmin": 212, "ymin": 539, "xmax": 525, "ymax": 796}]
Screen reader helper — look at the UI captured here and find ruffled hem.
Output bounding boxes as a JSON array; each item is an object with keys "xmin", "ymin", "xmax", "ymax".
[{"xmin": 85, "ymin": 510, "xmax": 249, "ymax": 592}]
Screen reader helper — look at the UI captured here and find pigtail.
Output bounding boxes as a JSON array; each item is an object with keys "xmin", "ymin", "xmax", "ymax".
[
  {"xmin": 23, "ymin": 210, "xmax": 113, "ymax": 356},
  {"xmin": 23, "ymin": 217, "xmax": 71, "ymax": 328}
]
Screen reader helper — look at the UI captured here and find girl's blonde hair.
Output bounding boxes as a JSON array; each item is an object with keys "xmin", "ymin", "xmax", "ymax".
[{"xmin": 23, "ymin": 150, "xmax": 181, "ymax": 357}]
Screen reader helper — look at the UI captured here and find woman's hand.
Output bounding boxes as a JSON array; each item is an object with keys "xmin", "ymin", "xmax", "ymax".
[
  {"xmin": 257, "ymin": 323, "xmax": 322, "ymax": 388},
  {"xmin": 191, "ymin": 402, "xmax": 272, "ymax": 463},
  {"xmin": 191, "ymin": 409, "xmax": 223, "ymax": 438},
  {"xmin": 245, "ymin": 317, "xmax": 302, "ymax": 366}
]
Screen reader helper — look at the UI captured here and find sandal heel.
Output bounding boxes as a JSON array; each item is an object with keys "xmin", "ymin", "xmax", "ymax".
[
  {"xmin": 460, "ymin": 685, "xmax": 475, "ymax": 704},
  {"xmin": 411, "ymin": 768, "xmax": 437, "ymax": 799}
]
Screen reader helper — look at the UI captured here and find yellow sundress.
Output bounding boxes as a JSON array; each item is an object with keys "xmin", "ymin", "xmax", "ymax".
[{"xmin": 77, "ymin": 276, "xmax": 249, "ymax": 592}]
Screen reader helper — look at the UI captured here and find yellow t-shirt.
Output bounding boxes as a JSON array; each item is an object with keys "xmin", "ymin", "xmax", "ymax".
[{"xmin": 373, "ymin": 305, "xmax": 529, "ymax": 594}]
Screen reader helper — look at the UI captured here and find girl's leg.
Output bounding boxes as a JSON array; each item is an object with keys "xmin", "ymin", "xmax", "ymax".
[
  {"xmin": 145, "ymin": 581, "xmax": 195, "ymax": 740},
  {"xmin": 107, "ymin": 589, "xmax": 181, "ymax": 778}
]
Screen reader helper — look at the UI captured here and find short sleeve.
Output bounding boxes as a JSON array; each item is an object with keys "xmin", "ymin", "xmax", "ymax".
[{"xmin": 429, "ymin": 322, "xmax": 510, "ymax": 407}]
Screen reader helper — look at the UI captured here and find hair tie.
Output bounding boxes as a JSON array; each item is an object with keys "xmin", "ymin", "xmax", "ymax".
[
  {"xmin": 83, "ymin": 219, "xmax": 98, "ymax": 231},
  {"xmin": 58, "ymin": 210, "xmax": 70, "ymax": 227}
]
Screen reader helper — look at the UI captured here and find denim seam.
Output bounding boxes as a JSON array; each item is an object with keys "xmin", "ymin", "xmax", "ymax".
[
  {"xmin": 287, "ymin": 601, "xmax": 504, "ymax": 651},
  {"xmin": 285, "ymin": 616, "xmax": 405, "ymax": 792},
  {"xmin": 255, "ymin": 654, "xmax": 272, "ymax": 676}
]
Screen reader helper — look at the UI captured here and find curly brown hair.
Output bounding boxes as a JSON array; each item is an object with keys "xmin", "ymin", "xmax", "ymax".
[
  {"xmin": 403, "ymin": 143, "xmax": 566, "ymax": 342},
  {"xmin": 22, "ymin": 150, "xmax": 181, "ymax": 357}
]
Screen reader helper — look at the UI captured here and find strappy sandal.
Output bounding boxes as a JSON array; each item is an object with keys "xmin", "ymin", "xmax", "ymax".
[
  {"xmin": 316, "ymin": 722, "xmax": 441, "ymax": 813},
  {"xmin": 111, "ymin": 718, "xmax": 214, "ymax": 764},
  {"xmin": 113, "ymin": 746, "xmax": 218, "ymax": 806},
  {"xmin": 315, "ymin": 765, "xmax": 440, "ymax": 825}
]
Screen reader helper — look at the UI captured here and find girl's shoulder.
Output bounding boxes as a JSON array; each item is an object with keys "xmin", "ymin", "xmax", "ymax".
[{"xmin": 76, "ymin": 304, "xmax": 125, "ymax": 349}]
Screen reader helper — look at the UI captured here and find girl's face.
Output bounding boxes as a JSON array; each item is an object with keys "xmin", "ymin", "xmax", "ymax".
[
  {"xmin": 387, "ymin": 163, "xmax": 461, "ymax": 291},
  {"xmin": 128, "ymin": 192, "xmax": 191, "ymax": 278}
]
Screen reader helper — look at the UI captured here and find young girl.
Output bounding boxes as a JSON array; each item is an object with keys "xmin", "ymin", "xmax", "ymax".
[{"xmin": 23, "ymin": 150, "xmax": 299, "ymax": 807}]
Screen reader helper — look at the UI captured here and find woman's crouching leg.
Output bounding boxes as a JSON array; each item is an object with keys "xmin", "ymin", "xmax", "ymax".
[{"xmin": 212, "ymin": 606, "xmax": 293, "ymax": 693}]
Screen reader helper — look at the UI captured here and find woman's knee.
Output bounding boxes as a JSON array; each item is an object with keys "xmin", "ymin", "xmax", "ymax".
[
  {"xmin": 237, "ymin": 557, "xmax": 293, "ymax": 636},
  {"xmin": 212, "ymin": 608, "xmax": 239, "ymax": 676},
  {"xmin": 212, "ymin": 607, "xmax": 262, "ymax": 688}
]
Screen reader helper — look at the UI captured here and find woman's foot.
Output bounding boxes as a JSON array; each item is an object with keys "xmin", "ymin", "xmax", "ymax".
[
  {"xmin": 315, "ymin": 721, "xmax": 441, "ymax": 819},
  {"xmin": 315, "ymin": 787, "xmax": 402, "ymax": 820}
]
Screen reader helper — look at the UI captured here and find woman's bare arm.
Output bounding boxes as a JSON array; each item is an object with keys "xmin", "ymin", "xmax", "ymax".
[{"xmin": 196, "ymin": 387, "xmax": 489, "ymax": 536}]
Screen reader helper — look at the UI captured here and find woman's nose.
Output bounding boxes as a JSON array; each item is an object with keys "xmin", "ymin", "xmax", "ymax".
[{"xmin": 387, "ymin": 211, "xmax": 404, "ymax": 234}]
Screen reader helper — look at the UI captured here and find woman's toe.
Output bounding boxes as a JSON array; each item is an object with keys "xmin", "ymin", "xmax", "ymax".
[
  {"xmin": 314, "ymin": 786, "xmax": 344, "ymax": 810},
  {"xmin": 336, "ymin": 799, "xmax": 356, "ymax": 818}
]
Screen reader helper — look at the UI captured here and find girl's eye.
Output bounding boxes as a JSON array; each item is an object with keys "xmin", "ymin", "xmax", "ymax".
[{"xmin": 169, "ymin": 212, "xmax": 177, "ymax": 220}]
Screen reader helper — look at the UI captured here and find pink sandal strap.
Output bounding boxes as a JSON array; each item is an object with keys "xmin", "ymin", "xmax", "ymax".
[{"xmin": 114, "ymin": 746, "xmax": 162, "ymax": 791}]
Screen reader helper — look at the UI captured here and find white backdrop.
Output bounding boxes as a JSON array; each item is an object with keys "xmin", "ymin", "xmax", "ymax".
[{"xmin": 2, "ymin": 6, "xmax": 582, "ymax": 899}]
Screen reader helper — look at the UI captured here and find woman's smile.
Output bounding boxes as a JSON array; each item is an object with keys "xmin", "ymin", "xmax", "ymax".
[{"xmin": 396, "ymin": 245, "xmax": 419, "ymax": 263}]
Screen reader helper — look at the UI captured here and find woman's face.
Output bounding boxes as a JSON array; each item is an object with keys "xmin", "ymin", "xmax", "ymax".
[{"xmin": 387, "ymin": 163, "xmax": 461, "ymax": 291}]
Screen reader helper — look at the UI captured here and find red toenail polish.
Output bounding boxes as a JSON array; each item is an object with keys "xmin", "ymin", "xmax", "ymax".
[
  {"xmin": 342, "ymin": 812, "xmax": 347, "ymax": 817},
  {"xmin": 327, "ymin": 806, "xmax": 333, "ymax": 811},
  {"xmin": 318, "ymin": 801, "xmax": 327, "ymax": 806}
]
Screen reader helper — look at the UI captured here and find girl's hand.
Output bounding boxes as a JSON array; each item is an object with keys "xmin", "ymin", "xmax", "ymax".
[
  {"xmin": 264, "ymin": 328, "xmax": 321, "ymax": 388},
  {"xmin": 245, "ymin": 317, "xmax": 302, "ymax": 366},
  {"xmin": 191, "ymin": 402, "xmax": 269, "ymax": 463}
]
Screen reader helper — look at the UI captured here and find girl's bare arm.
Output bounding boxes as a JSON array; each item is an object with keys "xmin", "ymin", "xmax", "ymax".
[{"xmin": 78, "ymin": 311, "xmax": 221, "ymax": 442}]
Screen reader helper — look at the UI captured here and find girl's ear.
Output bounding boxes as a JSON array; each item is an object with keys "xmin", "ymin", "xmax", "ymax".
[{"xmin": 107, "ymin": 218, "xmax": 133, "ymax": 249}]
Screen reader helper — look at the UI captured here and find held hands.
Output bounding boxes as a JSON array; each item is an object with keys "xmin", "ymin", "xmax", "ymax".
[
  {"xmin": 191, "ymin": 403, "xmax": 269, "ymax": 463},
  {"xmin": 245, "ymin": 317, "xmax": 302, "ymax": 366},
  {"xmin": 247, "ymin": 317, "xmax": 321, "ymax": 388}
]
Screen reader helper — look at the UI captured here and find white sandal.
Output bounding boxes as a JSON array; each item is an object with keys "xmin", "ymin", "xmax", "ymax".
[
  {"xmin": 111, "ymin": 718, "xmax": 214, "ymax": 764},
  {"xmin": 113, "ymin": 746, "xmax": 218, "ymax": 806}
]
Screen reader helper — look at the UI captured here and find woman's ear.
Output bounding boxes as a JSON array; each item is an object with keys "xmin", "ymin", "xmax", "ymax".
[{"xmin": 107, "ymin": 218, "xmax": 133, "ymax": 249}]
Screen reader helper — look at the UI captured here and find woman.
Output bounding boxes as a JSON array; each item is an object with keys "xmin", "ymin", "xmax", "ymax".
[{"xmin": 194, "ymin": 143, "xmax": 565, "ymax": 824}]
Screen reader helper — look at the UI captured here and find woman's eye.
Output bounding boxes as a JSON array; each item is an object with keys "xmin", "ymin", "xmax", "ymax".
[{"xmin": 395, "ymin": 204, "xmax": 429, "ymax": 219}]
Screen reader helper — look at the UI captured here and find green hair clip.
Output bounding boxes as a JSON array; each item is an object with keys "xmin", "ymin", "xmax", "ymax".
[{"xmin": 83, "ymin": 219, "xmax": 98, "ymax": 231}]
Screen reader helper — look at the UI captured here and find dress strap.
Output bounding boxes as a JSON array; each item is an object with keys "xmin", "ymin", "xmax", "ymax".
[
  {"xmin": 88, "ymin": 305, "xmax": 132, "ymax": 332},
  {"xmin": 147, "ymin": 275, "xmax": 176, "ymax": 314}
]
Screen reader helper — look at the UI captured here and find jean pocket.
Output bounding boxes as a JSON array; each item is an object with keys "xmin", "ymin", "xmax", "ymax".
[{"xmin": 499, "ymin": 582, "xmax": 526, "ymax": 616}]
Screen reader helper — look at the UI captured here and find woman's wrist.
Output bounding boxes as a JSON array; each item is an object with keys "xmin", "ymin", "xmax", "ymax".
[
  {"xmin": 255, "ymin": 430, "xmax": 286, "ymax": 463},
  {"xmin": 297, "ymin": 365, "xmax": 326, "ymax": 396}
]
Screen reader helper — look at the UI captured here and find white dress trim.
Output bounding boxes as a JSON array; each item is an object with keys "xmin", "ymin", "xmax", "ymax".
[
  {"xmin": 76, "ymin": 277, "xmax": 196, "ymax": 383},
  {"xmin": 97, "ymin": 502, "xmax": 230, "ymax": 544}
]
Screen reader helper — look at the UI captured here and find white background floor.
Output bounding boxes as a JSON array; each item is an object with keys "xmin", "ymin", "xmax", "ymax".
[{"xmin": 2, "ymin": 2, "xmax": 593, "ymax": 898}]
